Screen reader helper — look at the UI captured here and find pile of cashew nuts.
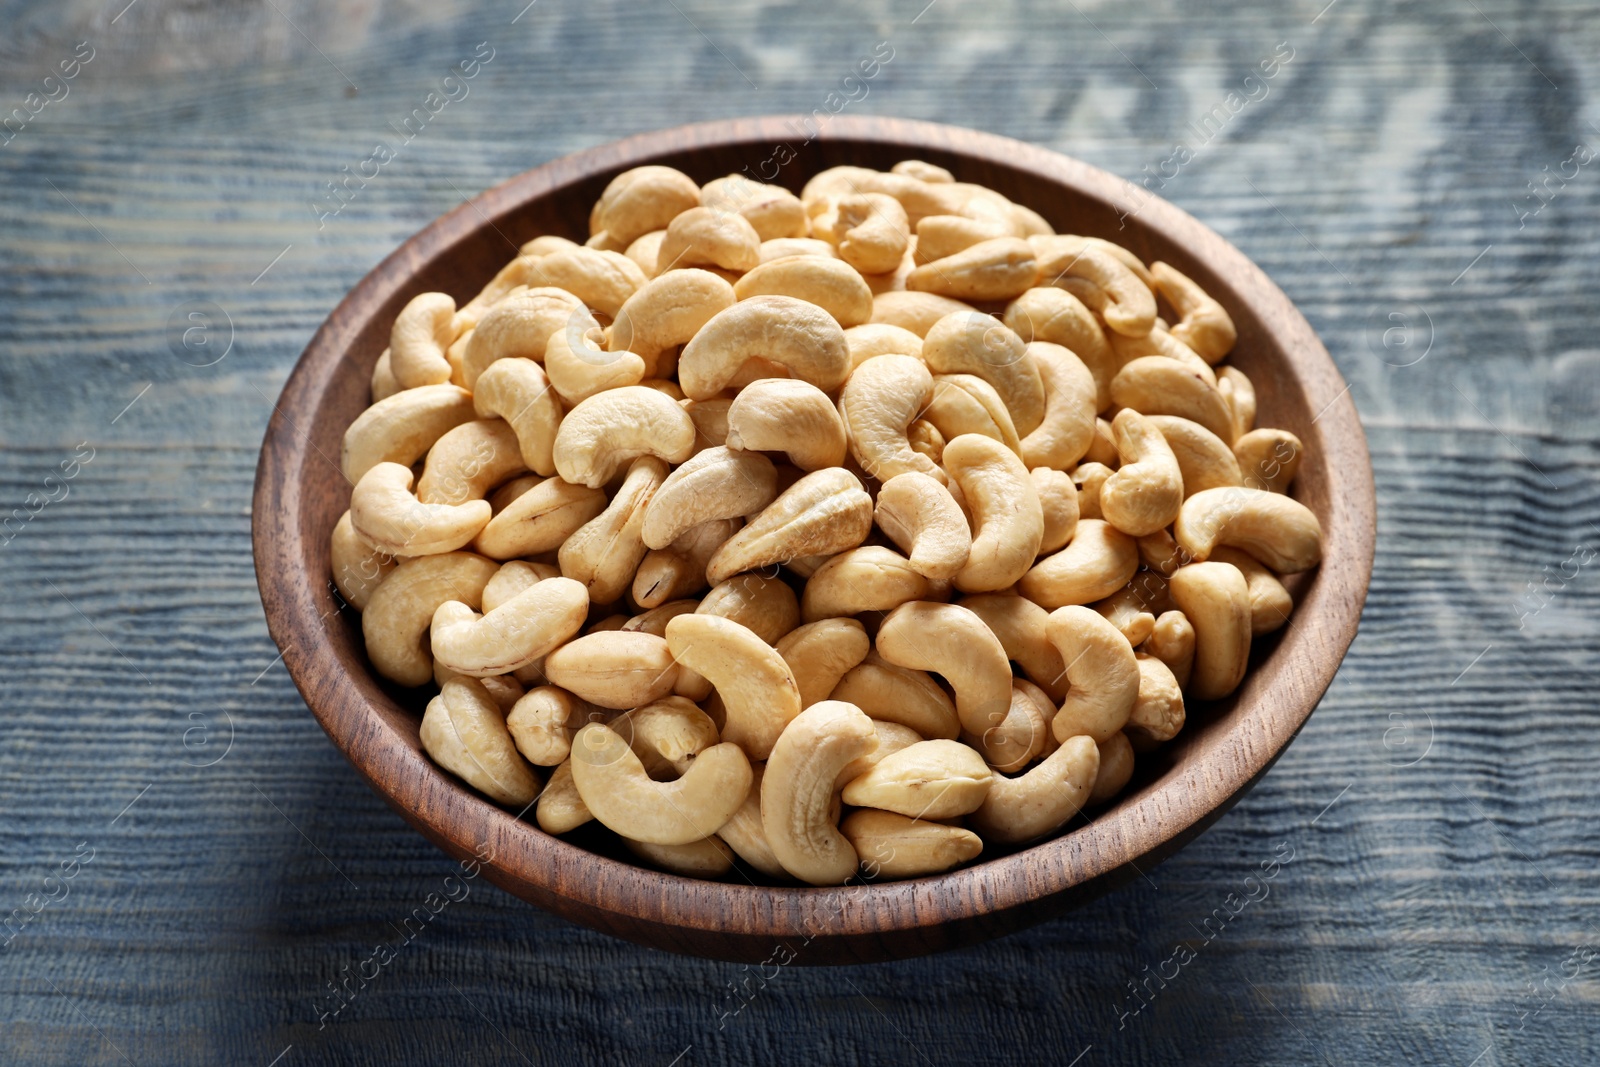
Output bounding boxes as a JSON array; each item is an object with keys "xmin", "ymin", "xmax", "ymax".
[{"xmin": 330, "ymin": 159, "xmax": 1324, "ymax": 886}]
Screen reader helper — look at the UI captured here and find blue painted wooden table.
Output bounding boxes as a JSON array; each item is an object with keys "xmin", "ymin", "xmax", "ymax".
[{"xmin": 2, "ymin": 0, "xmax": 1596, "ymax": 1063}]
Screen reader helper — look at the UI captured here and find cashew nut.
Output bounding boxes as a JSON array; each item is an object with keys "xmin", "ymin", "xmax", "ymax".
[
  {"xmin": 589, "ymin": 165, "xmax": 702, "ymax": 250},
  {"xmin": 677, "ymin": 296, "xmax": 851, "ymax": 400},
  {"xmin": 844, "ymin": 323, "xmax": 923, "ymax": 368},
  {"xmin": 623, "ymin": 836, "xmax": 736, "ymax": 879},
  {"xmin": 840, "ymin": 354, "xmax": 942, "ymax": 484},
  {"xmin": 943, "ymin": 433, "xmax": 1044, "ymax": 593},
  {"xmin": 665, "ymin": 613, "xmax": 801, "ymax": 760},
  {"xmin": 1046, "ymin": 605, "xmax": 1139, "ymax": 743},
  {"xmin": 542, "ymin": 320, "xmax": 648, "ymax": 405},
  {"xmin": 1099, "ymin": 409, "xmax": 1184, "ymax": 537},
  {"xmin": 543, "ymin": 631, "xmax": 680, "ymax": 709},
  {"xmin": 922, "ymin": 312, "xmax": 1045, "ymax": 437},
  {"xmin": 552, "ymin": 386, "xmax": 696, "ymax": 489},
  {"xmin": 471, "ymin": 358, "xmax": 562, "ymax": 477},
  {"xmin": 506, "ymin": 685, "xmax": 593, "ymax": 767},
  {"xmin": 1151, "ymin": 261, "xmax": 1235, "ymax": 363},
  {"xmin": 841, "ymin": 809, "xmax": 983, "ymax": 880},
  {"xmin": 959, "ymin": 593, "xmax": 1069, "ymax": 702},
  {"xmin": 462, "ymin": 287, "xmax": 590, "ymax": 389},
  {"xmin": 632, "ymin": 517, "xmax": 740, "ymax": 609},
  {"xmin": 1019, "ymin": 341, "xmax": 1097, "ymax": 470},
  {"xmin": 639, "ymin": 445, "xmax": 777, "ymax": 551},
  {"xmin": 430, "ymin": 574, "xmax": 588, "ymax": 676},
  {"xmin": 1167, "ymin": 562, "xmax": 1252, "ymax": 700},
  {"xmin": 1035, "ymin": 241, "xmax": 1156, "ymax": 338},
  {"xmin": 1003, "ymin": 287, "xmax": 1117, "ymax": 412},
  {"xmin": 704, "ymin": 467, "xmax": 873, "ymax": 584},
  {"xmin": 535, "ymin": 759, "xmax": 592, "ymax": 833},
  {"xmin": 1020, "ymin": 518, "xmax": 1139, "ymax": 609},
  {"xmin": 361, "ymin": 553, "xmax": 498, "ymax": 686},
  {"xmin": 873, "ymin": 472, "xmax": 971, "ymax": 581},
  {"xmin": 607, "ymin": 269, "xmax": 737, "ymax": 375},
  {"xmin": 800, "ymin": 546, "xmax": 933, "ymax": 621},
  {"xmin": 1032, "ymin": 467, "xmax": 1080, "ymax": 554},
  {"xmin": 759, "ymin": 237, "xmax": 837, "ymax": 263},
  {"xmin": 966, "ymin": 682, "xmax": 1051, "ymax": 773},
  {"xmin": 1234, "ymin": 428, "xmax": 1303, "ymax": 494},
  {"xmin": 341, "ymin": 383, "xmax": 476, "ymax": 485},
  {"xmin": 1110, "ymin": 356, "xmax": 1234, "ymax": 443},
  {"xmin": 907, "ymin": 237, "xmax": 1038, "ymax": 301},
  {"xmin": 776, "ymin": 618, "xmax": 871, "ymax": 708},
  {"xmin": 350, "ymin": 462, "xmax": 491, "ymax": 556},
  {"xmin": 877, "ymin": 601, "xmax": 1012, "ymax": 736},
  {"xmin": 331, "ymin": 510, "xmax": 396, "ymax": 611},
  {"xmin": 829, "ymin": 652, "xmax": 961, "ymax": 740},
  {"xmin": 926, "ymin": 373, "xmax": 1023, "ymax": 456},
  {"xmin": 1147, "ymin": 414, "xmax": 1243, "ymax": 496},
  {"xmin": 1126, "ymin": 654, "xmax": 1186, "ymax": 746},
  {"xmin": 415, "ymin": 419, "xmax": 525, "ymax": 506},
  {"xmin": 471, "ymin": 476, "xmax": 607, "ymax": 560},
  {"xmin": 725, "ymin": 379, "xmax": 849, "ymax": 471},
  {"xmin": 524, "ymin": 247, "xmax": 647, "ymax": 318},
  {"xmin": 968, "ymin": 735, "xmax": 1098, "ymax": 845},
  {"xmin": 760, "ymin": 699, "xmax": 877, "ymax": 885},
  {"xmin": 1210, "ymin": 547, "xmax": 1293, "ymax": 635},
  {"xmin": 370, "ymin": 348, "xmax": 401, "ymax": 403},
  {"xmin": 841, "ymin": 739, "xmax": 992, "ymax": 819},
  {"xmin": 869, "ymin": 290, "xmax": 977, "ymax": 337},
  {"xmin": 701, "ymin": 174, "xmax": 808, "ymax": 241},
  {"xmin": 1144, "ymin": 609, "xmax": 1196, "ymax": 690},
  {"xmin": 390, "ymin": 292, "xmax": 457, "ymax": 388},
  {"xmin": 1218, "ymin": 366, "xmax": 1256, "ymax": 441},
  {"xmin": 569, "ymin": 722, "xmax": 750, "ymax": 846},
  {"xmin": 913, "ymin": 214, "xmax": 1013, "ymax": 264},
  {"xmin": 733, "ymin": 256, "xmax": 873, "ymax": 328},
  {"xmin": 1089, "ymin": 731, "xmax": 1135, "ymax": 805},
  {"xmin": 695, "ymin": 571, "xmax": 801, "ymax": 645},
  {"xmin": 558, "ymin": 456, "xmax": 668, "ymax": 604},
  {"xmin": 1174, "ymin": 486, "xmax": 1323, "ymax": 574},
  {"xmin": 829, "ymin": 192, "xmax": 910, "ymax": 275},
  {"xmin": 420, "ymin": 679, "xmax": 541, "ymax": 807},
  {"xmin": 658, "ymin": 206, "xmax": 761, "ymax": 273},
  {"xmin": 717, "ymin": 765, "xmax": 789, "ymax": 880}
]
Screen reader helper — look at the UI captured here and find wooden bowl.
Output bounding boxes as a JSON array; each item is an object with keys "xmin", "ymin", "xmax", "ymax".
[{"xmin": 252, "ymin": 116, "xmax": 1375, "ymax": 964}]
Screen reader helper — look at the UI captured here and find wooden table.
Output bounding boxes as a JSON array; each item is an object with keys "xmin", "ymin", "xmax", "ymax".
[{"xmin": 2, "ymin": 1, "xmax": 1594, "ymax": 1063}]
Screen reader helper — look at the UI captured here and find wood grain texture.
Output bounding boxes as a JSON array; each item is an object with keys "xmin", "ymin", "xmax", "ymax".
[{"xmin": 2, "ymin": 0, "xmax": 1598, "ymax": 1063}]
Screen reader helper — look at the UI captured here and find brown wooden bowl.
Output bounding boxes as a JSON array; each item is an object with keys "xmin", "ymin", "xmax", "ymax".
[{"xmin": 252, "ymin": 116, "xmax": 1375, "ymax": 965}]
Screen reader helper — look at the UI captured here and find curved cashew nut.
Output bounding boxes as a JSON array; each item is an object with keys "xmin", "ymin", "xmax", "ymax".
[
  {"xmin": 677, "ymin": 296, "xmax": 851, "ymax": 400},
  {"xmin": 696, "ymin": 572, "xmax": 801, "ymax": 645},
  {"xmin": 1046, "ymin": 605, "xmax": 1139, "ymax": 743},
  {"xmin": 471, "ymin": 358, "xmax": 562, "ymax": 477},
  {"xmin": 523, "ymin": 247, "xmax": 647, "ymax": 319},
  {"xmin": 543, "ymin": 631, "xmax": 680, "ymax": 709},
  {"xmin": 362, "ymin": 552, "xmax": 498, "ymax": 687},
  {"xmin": 922, "ymin": 312, "xmax": 1045, "ymax": 437},
  {"xmin": 1167, "ymin": 562, "xmax": 1252, "ymax": 700},
  {"xmin": 350, "ymin": 462, "xmax": 491, "ymax": 556},
  {"xmin": 800, "ymin": 546, "xmax": 932, "ymax": 621},
  {"xmin": 844, "ymin": 322, "xmax": 922, "ymax": 367},
  {"xmin": 874, "ymin": 472, "xmax": 971, "ymax": 581},
  {"xmin": 725, "ymin": 379, "xmax": 849, "ymax": 471},
  {"xmin": 892, "ymin": 159, "xmax": 955, "ymax": 183},
  {"xmin": 569, "ymin": 723, "xmax": 751, "ymax": 846},
  {"xmin": 1020, "ymin": 341, "xmax": 1097, "ymax": 470},
  {"xmin": 926, "ymin": 373, "xmax": 1023, "ymax": 456},
  {"xmin": 1035, "ymin": 242, "xmax": 1156, "ymax": 338},
  {"xmin": 1099, "ymin": 409, "xmax": 1184, "ymax": 537},
  {"xmin": 631, "ymin": 516, "xmax": 740, "ymax": 609},
  {"xmin": 471, "ymin": 476, "xmax": 607, "ymax": 560},
  {"xmin": 543, "ymin": 319, "xmax": 648, "ymax": 405},
  {"xmin": 968, "ymin": 734, "xmax": 1099, "ymax": 845},
  {"xmin": 622, "ymin": 598, "xmax": 700, "ymax": 637},
  {"xmin": 1003, "ymin": 287, "xmax": 1117, "ymax": 412},
  {"xmin": 1218, "ymin": 366, "xmax": 1256, "ymax": 441},
  {"xmin": 641, "ymin": 445, "xmax": 777, "ymax": 550},
  {"xmin": 415, "ymin": 419, "xmax": 525, "ymax": 505},
  {"xmin": 1039, "ymin": 234, "xmax": 1154, "ymax": 288},
  {"xmin": 1174, "ymin": 486, "xmax": 1324, "ymax": 573},
  {"xmin": 506, "ymin": 685, "xmax": 592, "ymax": 767},
  {"xmin": 1147, "ymin": 414, "xmax": 1243, "ymax": 496},
  {"xmin": 1089, "ymin": 731, "xmax": 1136, "ymax": 804},
  {"xmin": 429, "ymin": 574, "xmax": 589, "ymax": 676},
  {"xmin": 840, "ymin": 354, "xmax": 942, "ymax": 484},
  {"xmin": 421, "ymin": 679, "xmax": 541, "ymax": 807},
  {"xmin": 624, "ymin": 836, "xmax": 736, "ymax": 879},
  {"xmin": 623, "ymin": 230, "xmax": 666, "ymax": 276},
  {"xmin": 558, "ymin": 456, "xmax": 668, "ymax": 604},
  {"xmin": 611, "ymin": 696, "xmax": 720, "ymax": 778},
  {"xmin": 552, "ymin": 386, "xmax": 697, "ymax": 488},
  {"xmin": 760, "ymin": 236, "xmax": 837, "ymax": 262},
  {"xmin": 1073, "ymin": 461, "xmax": 1113, "ymax": 521},
  {"xmin": 914, "ymin": 214, "xmax": 1013, "ymax": 264},
  {"xmin": 942, "ymin": 433, "xmax": 1044, "ymax": 593},
  {"xmin": 869, "ymin": 291, "xmax": 978, "ymax": 337},
  {"xmin": 389, "ymin": 292, "xmax": 457, "ymax": 388},
  {"xmin": 907, "ymin": 237, "xmax": 1038, "ymax": 301},
  {"xmin": 370, "ymin": 348, "xmax": 401, "ymax": 403},
  {"xmin": 1033, "ymin": 467, "xmax": 1080, "ymax": 554},
  {"xmin": 1110, "ymin": 356, "xmax": 1235, "ymax": 443},
  {"xmin": 535, "ymin": 759, "xmax": 593, "ymax": 834},
  {"xmin": 877, "ymin": 601, "xmax": 1013, "ymax": 736},
  {"xmin": 701, "ymin": 174, "xmax": 808, "ymax": 241},
  {"xmin": 830, "ymin": 192, "xmax": 910, "ymax": 275},
  {"xmin": 842, "ymin": 809, "xmax": 983, "ymax": 879},
  {"xmin": 967, "ymin": 682, "xmax": 1050, "ymax": 772},
  {"xmin": 330, "ymin": 510, "xmax": 396, "ymax": 612},
  {"xmin": 341, "ymin": 383, "xmax": 475, "ymax": 485},
  {"xmin": 1210, "ymin": 547, "xmax": 1294, "ymax": 635},
  {"xmin": 733, "ymin": 255, "xmax": 873, "ymax": 328},
  {"xmin": 760, "ymin": 699, "xmax": 877, "ymax": 885},
  {"xmin": 1151, "ymin": 261, "xmax": 1236, "ymax": 363},
  {"xmin": 1234, "ymin": 428, "xmax": 1303, "ymax": 494},
  {"xmin": 1020, "ymin": 519, "xmax": 1140, "ymax": 609},
  {"xmin": 607, "ymin": 269, "xmax": 737, "ymax": 375},
  {"xmin": 519, "ymin": 234, "xmax": 580, "ymax": 258},
  {"xmin": 462, "ymin": 287, "xmax": 590, "ymax": 389},
  {"xmin": 840, "ymin": 739, "xmax": 992, "ymax": 819},
  {"xmin": 717, "ymin": 765, "xmax": 789, "ymax": 880},
  {"xmin": 959, "ymin": 593, "xmax": 1069, "ymax": 702},
  {"xmin": 776, "ymin": 617, "xmax": 871, "ymax": 708},
  {"xmin": 829, "ymin": 652, "xmax": 960, "ymax": 740},
  {"xmin": 1144, "ymin": 609, "xmax": 1196, "ymax": 690},
  {"xmin": 1108, "ymin": 326, "xmax": 1217, "ymax": 386},
  {"xmin": 665, "ymin": 613, "xmax": 802, "ymax": 760},
  {"xmin": 658, "ymin": 206, "xmax": 762, "ymax": 273},
  {"xmin": 705, "ymin": 467, "xmax": 873, "ymax": 584},
  {"xmin": 589, "ymin": 165, "xmax": 702, "ymax": 250},
  {"xmin": 1126, "ymin": 654, "xmax": 1186, "ymax": 746},
  {"xmin": 1093, "ymin": 575, "xmax": 1166, "ymax": 647}
]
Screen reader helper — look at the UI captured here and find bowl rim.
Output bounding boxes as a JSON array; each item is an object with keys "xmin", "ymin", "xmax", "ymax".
[{"xmin": 253, "ymin": 114, "xmax": 1376, "ymax": 956}]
